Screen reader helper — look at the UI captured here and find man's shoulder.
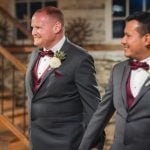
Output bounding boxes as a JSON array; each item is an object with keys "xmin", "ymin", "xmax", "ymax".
[
  {"xmin": 113, "ymin": 59, "xmax": 129, "ymax": 72},
  {"xmin": 115, "ymin": 59, "xmax": 129, "ymax": 67},
  {"xmin": 68, "ymin": 41, "xmax": 87, "ymax": 53},
  {"xmin": 65, "ymin": 39, "xmax": 90, "ymax": 59}
]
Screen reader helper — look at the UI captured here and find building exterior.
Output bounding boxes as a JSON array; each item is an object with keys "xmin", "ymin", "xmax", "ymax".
[
  {"xmin": 0, "ymin": 0, "xmax": 149, "ymax": 46},
  {"xmin": 0, "ymin": 1, "xmax": 149, "ymax": 150}
]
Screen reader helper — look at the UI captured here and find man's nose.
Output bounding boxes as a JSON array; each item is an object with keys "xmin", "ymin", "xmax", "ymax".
[
  {"xmin": 32, "ymin": 28, "xmax": 37, "ymax": 35},
  {"xmin": 121, "ymin": 36, "xmax": 126, "ymax": 45}
]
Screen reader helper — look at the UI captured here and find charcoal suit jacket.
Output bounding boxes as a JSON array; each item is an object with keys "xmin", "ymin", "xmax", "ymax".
[{"xmin": 25, "ymin": 39, "xmax": 105, "ymax": 150}]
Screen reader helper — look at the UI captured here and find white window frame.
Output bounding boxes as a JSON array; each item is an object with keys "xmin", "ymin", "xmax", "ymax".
[{"xmin": 105, "ymin": 0, "xmax": 148, "ymax": 44}]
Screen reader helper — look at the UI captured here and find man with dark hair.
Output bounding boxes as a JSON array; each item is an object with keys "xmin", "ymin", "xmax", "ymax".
[
  {"xmin": 25, "ymin": 6, "xmax": 105, "ymax": 150},
  {"xmin": 79, "ymin": 11, "xmax": 150, "ymax": 150}
]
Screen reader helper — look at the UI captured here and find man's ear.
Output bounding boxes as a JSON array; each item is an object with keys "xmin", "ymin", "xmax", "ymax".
[
  {"xmin": 144, "ymin": 34, "xmax": 150, "ymax": 48},
  {"xmin": 53, "ymin": 21, "xmax": 62, "ymax": 33}
]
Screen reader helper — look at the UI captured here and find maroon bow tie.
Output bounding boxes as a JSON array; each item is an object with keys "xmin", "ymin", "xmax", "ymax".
[
  {"xmin": 130, "ymin": 60, "xmax": 149, "ymax": 70},
  {"xmin": 39, "ymin": 50, "xmax": 54, "ymax": 57}
]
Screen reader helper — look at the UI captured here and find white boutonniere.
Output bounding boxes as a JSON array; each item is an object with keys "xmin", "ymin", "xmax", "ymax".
[{"xmin": 49, "ymin": 51, "xmax": 65, "ymax": 69}]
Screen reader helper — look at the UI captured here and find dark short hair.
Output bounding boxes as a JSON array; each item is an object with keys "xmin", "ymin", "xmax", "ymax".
[
  {"xmin": 34, "ymin": 6, "xmax": 64, "ymax": 27},
  {"xmin": 125, "ymin": 12, "xmax": 150, "ymax": 36}
]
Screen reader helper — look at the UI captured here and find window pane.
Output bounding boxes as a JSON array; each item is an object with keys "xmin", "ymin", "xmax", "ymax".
[
  {"xmin": 113, "ymin": 20, "xmax": 125, "ymax": 38},
  {"xmin": 45, "ymin": 2, "xmax": 57, "ymax": 7},
  {"xmin": 16, "ymin": 3, "xmax": 27, "ymax": 20},
  {"xmin": 112, "ymin": 0, "xmax": 126, "ymax": 17},
  {"xmin": 30, "ymin": 2, "xmax": 42, "ymax": 17},
  {"xmin": 129, "ymin": 0, "xmax": 142, "ymax": 14},
  {"xmin": 146, "ymin": 0, "xmax": 150, "ymax": 11}
]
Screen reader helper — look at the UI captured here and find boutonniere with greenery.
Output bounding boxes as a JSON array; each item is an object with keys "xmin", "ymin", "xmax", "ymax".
[{"xmin": 49, "ymin": 50, "xmax": 66, "ymax": 69}]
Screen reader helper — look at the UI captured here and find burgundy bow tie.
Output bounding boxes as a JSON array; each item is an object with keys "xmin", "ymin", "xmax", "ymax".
[
  {"xmin": 130, "ymin": 60, "xmax": 149, "ymax": 70},
  {"xmin": 39, "ymin": 50, "xmax": 54, "ymax": 57}
]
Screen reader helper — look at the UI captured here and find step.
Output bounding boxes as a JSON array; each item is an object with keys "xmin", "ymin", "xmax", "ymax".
[
  {"xmin": 1, "ymin": 98, "xmax": 14, "ymax": 113},
  {"xmin": 0, "ymin": 141, "xmax": 9, "ymax": 150},
  {"xmin": 0, "ymin": 124, "xmax": 28, "ymax": 149},
  {"xmin": 0, "ymin": 113, "xmax": 28, "ymax": 136},
  {"xmin": 8, "ymin": 140, "xmax": 28, "ymax": 150},
  {"xmin": 0, "ymin": 115, "xmax": 29, "ymax": 148},
  {"xmin": 0, "ymin": 116, "xmax": 28, "ymax": 140},
  {"xmin": 0, "ymin": 129, "xmax": 17, "ymax": 143},
  {"xmin": 0, "ymin": 107, "xmax": 28, "ymax": 138},
  {"xmin": 1, "ymin": 95, "xmax": 28, "ymax": 128},
  {"xmin": 0, "ymin": 91, "xmax": 12, "ymax": 99},
  {"xmin": 0, "ymin": 133, "xmax": 28, "ymax": 150},
  {"xmin": 3, "ymin": 106, "xmax": 28, "ymax": 118},
  {"xmin": 1, "ymin": 97, "xmax": 27, "ymax": 112}
]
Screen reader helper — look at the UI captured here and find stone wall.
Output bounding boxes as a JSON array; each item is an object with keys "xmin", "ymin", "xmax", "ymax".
[
  {"xmin": 90, "ymin": 51, "xmax": 126, "ymax": 150},
  {"xmin": 59, "ymin": 0, "xmax": 105, "ymax": 44}
]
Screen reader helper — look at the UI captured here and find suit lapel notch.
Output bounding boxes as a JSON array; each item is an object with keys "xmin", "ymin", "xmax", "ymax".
[
  {"xmin": 35, "ymin": 68, "xmax": 55, "ymax": 94},
  {"xmin": 32, "ymin": 40, "xmax": 70, "ymax": 95}
]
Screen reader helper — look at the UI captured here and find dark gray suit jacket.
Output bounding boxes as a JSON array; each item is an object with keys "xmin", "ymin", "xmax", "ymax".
[
  {"xmin": 25, "ymin": 39, "xmax": 104, "ymax": 150},
  {"xmin": 79, "ymin": 59, "xmax": 150, "ymax": 150}
]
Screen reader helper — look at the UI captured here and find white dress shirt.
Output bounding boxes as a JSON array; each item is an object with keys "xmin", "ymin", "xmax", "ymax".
[
  {"xmin": 37, "ymin": 36, "xmax": 66, "ymax": 79},
  {"xmin": 130, "ymin": 57, "xmax": 150, "ymax": 97}
]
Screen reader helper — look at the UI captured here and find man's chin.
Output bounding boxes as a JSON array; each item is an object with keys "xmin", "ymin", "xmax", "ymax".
[
  {"xmin": 33, "ymin": 42, "xmax": 42, "ymax": 47},
  {"xmin": 124, "ymin": 52, "xmax": 131, "ymax": 58}
]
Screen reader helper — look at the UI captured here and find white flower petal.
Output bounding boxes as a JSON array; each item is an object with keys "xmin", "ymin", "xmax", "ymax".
[{"xmin": 49, "ymin": 57, "xmax": 61, "ymax": 68}]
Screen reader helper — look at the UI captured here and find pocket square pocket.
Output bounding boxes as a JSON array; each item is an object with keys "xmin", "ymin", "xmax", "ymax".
[{"xmin": 54, "ymin": 70, "xmax": 64, "ymax": 77}]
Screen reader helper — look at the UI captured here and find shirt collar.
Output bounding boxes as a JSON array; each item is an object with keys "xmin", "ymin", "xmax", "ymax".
[
  {"xmin": 43, "ymin": 36, "xmax": 66, "ymax": 53},
  {"xmin": 141, "ymin": 57, "xmax": 150, "ymax": 65}
]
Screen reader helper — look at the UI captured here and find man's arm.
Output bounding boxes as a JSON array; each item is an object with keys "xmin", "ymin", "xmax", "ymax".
[
  {"xmin": 75, "ymin": 54, "xmax": 100, "ymax": 124},
  {"xmin": 78, "ymin": 67, "xmax": 115, "ymax": 150},
  {"xmin": 75, "ymin": 54, "xmax": 105, "ymax": 149}
]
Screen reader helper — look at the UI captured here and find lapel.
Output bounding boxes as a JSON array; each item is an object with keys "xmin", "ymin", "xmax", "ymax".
[
  {"xmin": 34, "ymin": 67, "xmax": 55, "ymax": 95},
  {"xmin": 32, "ymin": 39, "xmax": 71, "ymax": 95},
  {"xmin": 131, "ymin": 76, "xmax": 150, "ymax": 108},
  {"xmin": 26, "ymin": 48, "xmax": 40, "ymax": 99},
  {"xmin": 121, "ymin": 60, "xmax": 131, "ymax": 109},
  {"xmin": 119, "ymin": 60, "xmax": 150, "ymax": 110}
]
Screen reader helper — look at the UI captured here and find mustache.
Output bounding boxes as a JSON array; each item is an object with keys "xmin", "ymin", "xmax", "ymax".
[{"xmin": 122, "ymin": 44, "xmax": 129, "ymax": 48}]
